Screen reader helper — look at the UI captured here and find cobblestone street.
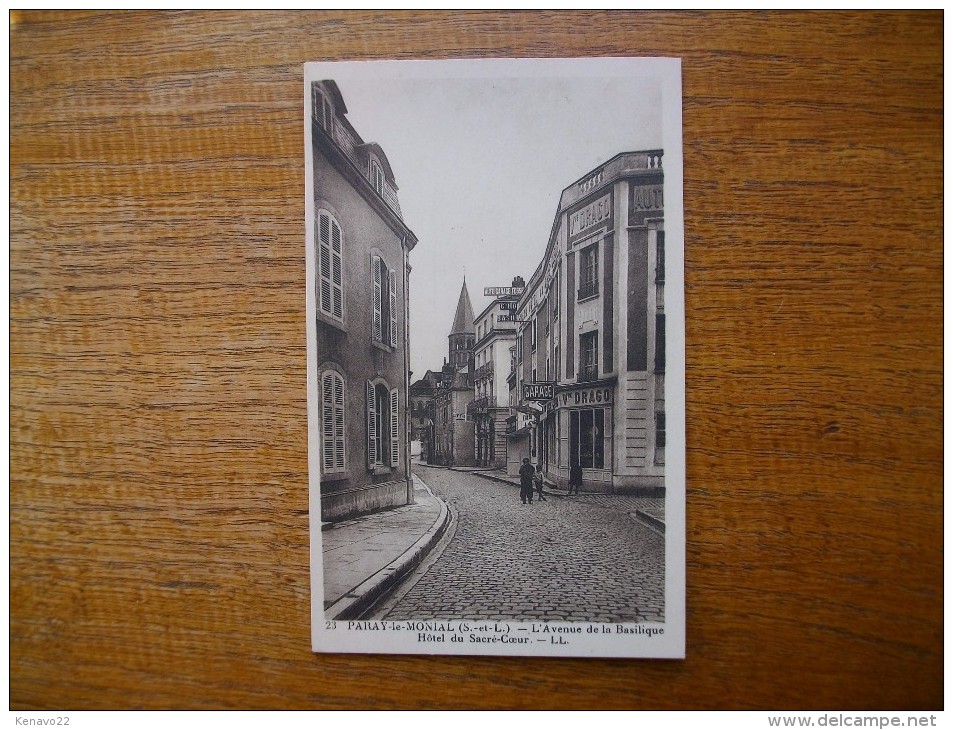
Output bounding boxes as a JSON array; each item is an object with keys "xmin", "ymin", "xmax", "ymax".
[{"xmin": 378, "ymin": 464, "xmax": 665, "ymax": 623}]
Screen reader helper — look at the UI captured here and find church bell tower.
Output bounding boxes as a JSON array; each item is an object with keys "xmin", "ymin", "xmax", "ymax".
[{"xmin": 448, "ymin": 278, "xmax": 475, "ymax": 370}]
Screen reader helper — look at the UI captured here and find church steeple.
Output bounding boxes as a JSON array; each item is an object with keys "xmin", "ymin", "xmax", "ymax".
[
  {"xmin": 450, "ymin": 278, "xmax": 475, "ymax": 336},
  {"xmin": 448, "ymin": 278, "xmax": 475, "ymax": 370}
]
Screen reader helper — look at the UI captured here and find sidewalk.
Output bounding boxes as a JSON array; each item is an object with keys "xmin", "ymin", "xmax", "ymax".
[
  {"xmin": 321, "ymin": 473, "xmax": 450, "ymax": 620},
  {"xmin": 454, "ymin": 466, "xmax": 666, "ymax": 533}
]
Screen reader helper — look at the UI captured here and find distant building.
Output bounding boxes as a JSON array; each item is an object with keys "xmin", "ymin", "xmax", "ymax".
[
  {"xmin": 470, "ymin": 278, "xmax": 522, "ymax": 469},
  {"xmin": 431, "ymin": 363, "xmax": 475, "ymax": 467},
  {"xmin": 409, "ymin": 370, "xmax": 441, "ymax": 463},
  {"xmin": 513, "ymin": 151, "xmax": 665, "ymax": 494},
  {"xmin": 430, "ymin": 279, "xmax": 477, "ymax": 466},
  {"xmin": 310, "ymin": 80, "xmax": 418, "ymax": 521}
]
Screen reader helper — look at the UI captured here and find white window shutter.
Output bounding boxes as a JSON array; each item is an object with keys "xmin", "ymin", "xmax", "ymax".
[
  {"xmin": 318, "ymin": 212, "xmax": 343, "ymax": 322},
  {"xmin": 330, "ymin": 220, "xmax": 343, "ymax": 320},
  {"xmin": 333, "ymin": 374, "xmax": 345, "ymax": 469},
  {"xmin": 390, "ymin": 388, "xmax": 400, "ymax": 467},
  {"xmin": 373, "ymin": 256, "xmax": 383, "ymax": 342},
  {"xmin": 366, "ymin": 381, "xmax": 377, "ymax": 468},
  {"xmin": 318, "ymin": 213, "xmax": 332, "ymax": 316},
  {"xmin": 389, "ymin": 267, "xmax": 398, "ymax": 347},
  {"xmin": 321, "ymin": 373, "xmax": 334, "ymax": 471}
]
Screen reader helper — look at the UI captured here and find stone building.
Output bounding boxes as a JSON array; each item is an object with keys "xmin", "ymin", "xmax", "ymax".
[
  {"xmin": 409, "ymin": 370, "xmax": 441, "ymax": 463},
  {"xmin": 431, "ymin": 363, "xmax": 476, "ymax": 468},
  {"xmin": 513, "ymin": 151, "xmax": 666, "ymax": 494},
  {"xmin": 309, "ymin": 79, "xmax": 418, "ymax": 520},
  {"xmin": 429, "ymin": 279, "xmax": 477, "ymax": 466},
  {"xmin": 470, "ymin": 280, "xmax": 521, "ymax": 469}
]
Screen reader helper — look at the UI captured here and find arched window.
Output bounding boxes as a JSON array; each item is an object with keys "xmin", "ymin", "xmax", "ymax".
[
  {"xmin": 317, "ymin": 210, "xmax": 343, "ymax": 322},
  {"xmin": 312, "ymin": 86, "xmax": 333, "ymax": 131},
  {"xmin": 320, "ymin": 370, "xmax": 346, "ymax": 474},
  {"xmin": 370, "ymin": 158, "xmax": 385, "ymax": 197}
]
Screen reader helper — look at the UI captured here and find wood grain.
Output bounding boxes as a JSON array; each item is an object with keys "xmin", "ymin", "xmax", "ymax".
[{"xmin": 11, "ymin": 10, "xmax": 942, "ymax": 710}]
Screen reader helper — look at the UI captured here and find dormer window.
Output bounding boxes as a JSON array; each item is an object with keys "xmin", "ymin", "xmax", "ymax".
[
  {"xmin": 312, "ymin": 85, "xmax": 333, "ymax": 131},
  {"xmin": 370, "ymin": 158, "xmax": 385, "ymax": 197}
]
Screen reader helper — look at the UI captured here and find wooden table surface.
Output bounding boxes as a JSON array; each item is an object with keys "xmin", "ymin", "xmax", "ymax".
[{"xmin": 10, "ymin": 10, "xmax": 943, "ymax": 710}]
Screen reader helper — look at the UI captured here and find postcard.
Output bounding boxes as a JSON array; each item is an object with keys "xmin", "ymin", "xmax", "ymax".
[{"xmin": 306, "ymin": 57, "xmax": 684, "ymax": 658}]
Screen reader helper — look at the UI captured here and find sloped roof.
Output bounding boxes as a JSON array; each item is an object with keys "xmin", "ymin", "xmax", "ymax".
[{"xmin": 450, "ymin": 279, "xmax": 475, "ymax": 335}]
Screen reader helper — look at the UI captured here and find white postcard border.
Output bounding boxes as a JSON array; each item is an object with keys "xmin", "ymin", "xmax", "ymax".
[{"xmin": 306, "ymin": 57, "xmax": 685, "ymax": 659}]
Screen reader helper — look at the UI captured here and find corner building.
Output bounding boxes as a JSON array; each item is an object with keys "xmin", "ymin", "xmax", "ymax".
[
  {"xmin": 310, "ymin": 80, "xmax": 418, "ymax": 521},
  {"xmin": 515, "ymin": 151, "xmax": 665, "ymax": 494},
  {"xmin": 470, "ymin": 285, "xmax": 520, "ymax": 469}
]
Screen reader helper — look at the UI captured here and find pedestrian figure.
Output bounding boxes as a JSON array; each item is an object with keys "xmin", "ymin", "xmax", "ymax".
[
  {"xmin": 533, "ymin": 469, "xmax": 547, "ymax": 501},
  {"xmin": 569, "ymin": 460, "xmax": 583, "ymax": 495},
  {"xmin": 519, "ymin": 457, "xmax": 535, "ymax": 504}
]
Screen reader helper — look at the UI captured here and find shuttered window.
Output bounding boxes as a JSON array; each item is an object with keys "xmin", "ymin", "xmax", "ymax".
[
  {"xmin": 317, "ymin": 211, "xmax": 343, "ymax": 322},
  {"xmin": 371, "ymin": 159, "xmax": 385, "ymax": 196},
  {"xmin": 390, "ymin": 388, "xmax": 400, "ymax": 467},
  {"xmin": 367, "ymin": 381, "xmax": 399, "ymax": 470},
  {"xmin": 389, "ymin": 268, "xmax": 398, "ymax": 347},
  {"xmin": 320, "ymin": 371, "xmax": 346, "ymax": 474},
  {"xmin": 373, "ymin": 255, "xmax": 398, "ymax": 348},
  {"xmin": 373, "ymin": 255, "xmax": 383, "ymax": 343},
  {"xmin": 366, "ymin": 381, "xmax": 378, "ymax": 468},
  {"xmin": 312, "ymin": 87, "xmax": 333, "ymax": 131}
]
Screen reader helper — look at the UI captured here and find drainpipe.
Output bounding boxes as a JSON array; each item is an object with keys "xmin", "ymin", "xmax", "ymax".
[{"xmin": 403, "ymin": 238, "xmax": 413, "ymax": 504}]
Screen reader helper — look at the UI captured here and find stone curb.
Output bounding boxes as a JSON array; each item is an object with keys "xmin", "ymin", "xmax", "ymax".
[
  {"xmin": 466, "ymin": 469, "xmax": 562, "ymax": 497},
  {"xmin": 634, "ymin": 508, "xmax": 666, "ymax": 535},
  {"xmin": 467, "ymin": 469, "xmax": 520, "ymax": 487},
  {"xmin": 325, "ymin": 475, "xmax": 451, "ymax": 621},
  {"xmin": 467, "ymin": 469, "xmax": 665, "ymax": 500}
]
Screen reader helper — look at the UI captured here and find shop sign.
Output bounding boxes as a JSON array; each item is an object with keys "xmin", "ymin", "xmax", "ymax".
[
  {"xmin": 523, "ymin": 382, "xmax": 556, "ymax": 401},
  {"xmin": 559, "ymin": 386, "xmax": 613, "ymax": 407},
  {"xmin": 631, "ymin": 185, "xmax": 663, "ymax": 211},
  {"xmin": 485, "ymin": 286, "xmax": 525, "ymax": 296},
  {"xmin": 568, "ymin": 193, "xmax": 612, "ymax": 241}
]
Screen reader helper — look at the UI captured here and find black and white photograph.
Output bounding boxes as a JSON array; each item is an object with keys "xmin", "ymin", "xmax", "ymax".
[{"xmin": 305, "ymin": 57, "xmax": 685, "ymax": 658}]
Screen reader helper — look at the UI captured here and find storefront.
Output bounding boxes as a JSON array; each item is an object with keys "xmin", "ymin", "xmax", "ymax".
[{"xmin": 540, "ymin": 380, "xmax": 614, "ymax": 491}]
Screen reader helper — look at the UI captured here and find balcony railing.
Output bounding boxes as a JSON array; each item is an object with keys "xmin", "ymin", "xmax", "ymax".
[
  {"xmin": 467, "ymin": 395, "xmax": 497, "ymax": 414},
  {"xmin": 578, "ymin": 281, "xmax": 599, "ymax": 300},
  {"xmin": 474, "ymin": 362, "xmax": 494, "ymax": 382},
  {"xmin": 577, "ymin": 366, "xmax": 599, "ymax": 383}
]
